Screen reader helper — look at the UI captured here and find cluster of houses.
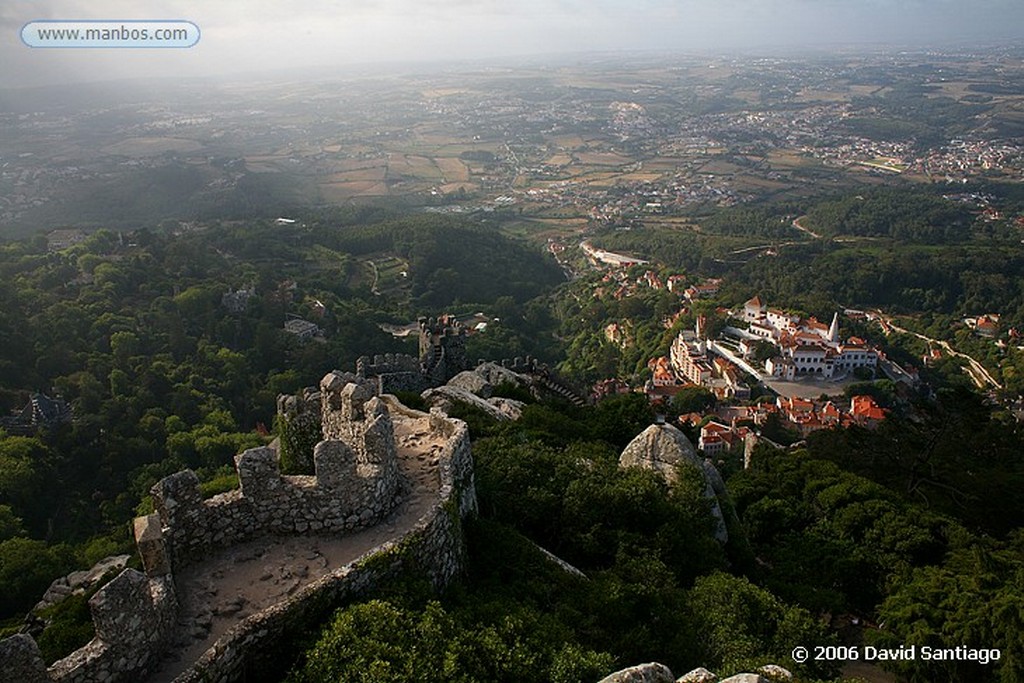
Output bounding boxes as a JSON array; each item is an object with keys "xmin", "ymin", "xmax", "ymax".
[
  {"xmin": 632, "ymin": 295, "xmax": 893, "ymax": 454},
  {"xmin": 594, "ymin": 269, "xmax": 708, "ymax": 301},
  {"xmin": 663, "ymin": 315, "xmax": 750, "ymax": 401},
  {"xmin": 965, "ymin": 313, "xmax": 1000, "ymax": 339},
  {"xmin": 684, "ymin": 392, "xmax": 889, "ymax": 456},
  {"xmin": 750, "ymin": 394, "xmax": 887, "ymax": 433},
  {"xmin": 677, "ymin": 278, "xmax": 722, "ymax": 301}
]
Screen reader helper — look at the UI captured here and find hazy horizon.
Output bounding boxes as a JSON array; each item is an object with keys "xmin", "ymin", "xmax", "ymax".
[{"xmin": 4, "ymin": 0, "xmax": 1024, "ymax": 88}]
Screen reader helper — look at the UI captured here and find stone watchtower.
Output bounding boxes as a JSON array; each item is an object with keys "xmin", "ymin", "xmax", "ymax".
[
  {"xmin": 418, "ymin": 315, "xmax": 469, "ymax": 385},
  {"xmin": 318, "ymin": 374, "xmax": 401, "ymax": 496}
]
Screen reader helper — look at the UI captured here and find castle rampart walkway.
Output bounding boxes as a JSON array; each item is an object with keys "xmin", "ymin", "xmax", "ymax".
[{"xmin": 146, "ymin": 411, "xmax": 443, "ymax": 683}]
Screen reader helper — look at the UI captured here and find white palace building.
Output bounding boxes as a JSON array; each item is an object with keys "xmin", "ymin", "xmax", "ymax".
[{"xmin": 742, "ymin": 296, "xmax": 878, "ymax": 380}]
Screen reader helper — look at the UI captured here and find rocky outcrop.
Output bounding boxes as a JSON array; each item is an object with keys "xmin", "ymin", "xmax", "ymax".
[
  {"xmin": 421, "ymin": 385, "xmax": 524, "ymax": 422},
  {"xmin": 418, "ymin": 360, "xmax": 536, "ymax": 422},
  {"xmin": 488, "ymin": 396, "xmax": 526, "ymax": 420},
  {"xmin": 446, "ymin": 370, "xmax": 493, "ymax": 398},
  {"xmin": 618, "ymin": 423, "xmax": 729, "ymax": 543},
  {"xmin": 619, "ymin": 423, "xmax": 702, "ymax": 483},
  {"xmin": 755, "ymin": 665, "xmax": 793, "ymax": 681},
  {"xmin": 473, "ymin": 361, "xmax": 534, "ymax": 390},
  {"xmin": 597, "ymin": 662, "xmax": 675, "ymax": 683},
  {"xmin": 32, "ymin": 555, "xmax": 131, "ymax": 614},
  {"xmin": 598, "ymin": 664, "xmax": 793, "ymax": 683}
]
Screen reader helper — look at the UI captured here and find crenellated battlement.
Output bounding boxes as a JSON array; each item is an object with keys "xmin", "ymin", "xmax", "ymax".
[
  {"xmin": 0, "ymin": 375, "xmax": 477, "ymax": 683},
  {"xmin": 150, "ymin": 374, "xmax": 404, "ymax": 572},
  {"xmin": 356, "ymin": 352, "xmax": 421, "ymax": 379}
]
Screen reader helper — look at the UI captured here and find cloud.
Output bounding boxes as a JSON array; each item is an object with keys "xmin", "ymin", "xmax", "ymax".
[{"xmin": 2, "ymin": 0, "xmax": 1023, "ymax": 87}]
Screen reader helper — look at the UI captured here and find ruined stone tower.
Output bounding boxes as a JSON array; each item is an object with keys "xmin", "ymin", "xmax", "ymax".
[{"xmin": 418, "ymin": 315, "xmax": 469, "ymax": 385}]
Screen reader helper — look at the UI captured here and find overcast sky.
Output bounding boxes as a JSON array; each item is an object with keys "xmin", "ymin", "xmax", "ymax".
[{"xmin": 3, "ymin": 0, "xmax": 1024, "ymax": 87}]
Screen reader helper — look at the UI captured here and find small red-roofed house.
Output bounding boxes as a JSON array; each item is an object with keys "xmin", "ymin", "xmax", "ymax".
[{"xmin": 850, "ymin": 395, "xmax": 887, "ymax": 428}]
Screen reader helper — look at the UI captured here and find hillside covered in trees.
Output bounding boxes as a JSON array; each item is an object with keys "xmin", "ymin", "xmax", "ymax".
[
  {"xmin": 0, "ymin": 212, "xmax": 563, "ymax": 631},
  {"xmin": 1, "ymin": 190, "xmax": 1023, "ymax": 681},
  {"xmin": 284, "ymin": 389, "xmax": 1023, "ymax": 683}
]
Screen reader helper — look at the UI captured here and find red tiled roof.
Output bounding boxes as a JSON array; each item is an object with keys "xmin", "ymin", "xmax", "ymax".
[{"xmin": 851, "ymin": 395, "xmax": 887, "ymax": 421}]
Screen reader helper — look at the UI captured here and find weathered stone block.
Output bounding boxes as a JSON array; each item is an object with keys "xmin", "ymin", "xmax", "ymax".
[
  {"xmin": 446, "ymin": 370, "xmax": 492, "ymax": 398},
  {"xmin": 134, "ymin": 514, "xmax": 170, "ymax": 576},
  {"xmin": 313, "ymin": 440, "xmax": 357, "ymax": 490},
  {"xmin": 152, "ymin": 470, "xmax": 202, "ymax": 524},
  {"xmin": 235, "ymin": 447, "xmax": 282, "ymax": 498},
  {"xmin": 90, "ymin": 569, "xmax": 153, "ymax": 644},
  {"xmin": 0, "ymin": 634, "xmax": 49, "ymax": 683}
]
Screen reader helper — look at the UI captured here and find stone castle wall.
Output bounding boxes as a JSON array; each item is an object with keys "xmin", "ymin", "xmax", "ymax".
[
  {"xmin": 356, "ymin": 352, "xmax": 420, "ymax": 378},
  {"xmin": 169, "ymin": 398, "xmax": 474, "ymax": 683},
  {"xmin": 0, "ymin": 571, "xmax": 178, "ymax": 683},
  {"xmin": 0, "ymin": 381, "xmax": 476, "ymax": 683},
  {"xmin": 153, "ymin": 375, "xmax": 403, "ymax": 572},
  {"xmin": 419, "ymin": 316, "xmax": 469, "ymax": 386},
  {"xmin": 356, "ymin": 353, "xmax": 428, "ymax": 395}
]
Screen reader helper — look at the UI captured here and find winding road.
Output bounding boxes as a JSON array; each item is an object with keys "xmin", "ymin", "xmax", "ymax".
[{"xmin": 869, "ymin": 310, "xmax": 1002, "ymax": 390}]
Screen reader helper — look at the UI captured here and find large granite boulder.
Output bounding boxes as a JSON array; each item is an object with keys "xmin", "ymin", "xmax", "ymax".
[
  {"xmin": 596, "ymin": 664, "xmax": 792, "ymax": 683},
  {"xmin": 619, "ymin": 423, "xmax": 728, "ymax": 542},
  {"xmin": 597, "ymin": 662, "xmax": 675, "ymax": 683},
  {"xmin": 619, "ymin": 423, "xmax": 701, "ymax": 483},
  {"xmin": 447, "ymin": 370, "xmax": 493, "ymax": 398},
  {"xmin": 473, "ymin": 361, "xmax": 534, "ymax": 389},
  {"xmin": 422, "ymin": 385, "xmax": 523, "ymax": 422}
]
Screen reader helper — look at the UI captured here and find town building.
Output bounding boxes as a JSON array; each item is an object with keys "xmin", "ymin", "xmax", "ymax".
[
  {"xmin": 974, "ymin": 314, "xmax": 1000, "ymax": 339},
  {"xmin": 850, "ymin": 395, "xmax": 887, "ymax": 428},
  {"xmin": 683, "ymin": 278, "xmax": 722, "ymax": 300},
  {"xmin": 670, "ymin": 322, "xmax": 714, "ymax": 386},
  {"xmin": 0, "ymin": 392, "xmax": 72, "ymax": 435},
  {"xmin": 648, "ymin": 356, "xmax": 677, "ymax": 387},
  {"xmin": 221, "ymin": 286, "xmax": 256, "ymax": 314},
  {"xmin": 284, "ymin": 317, "xmax": 321, "ymax": 340},
  {"xmin": 638, "ymin": 270, "xmax": 664, "ymax": 290},
  {"xmin": 46, "ymin": 229, "xmax": 87, "ymax": 252},
  {"xmin": 742, "ymin": 297, "xmax": 879, "ymax": 380},
  {"xmin": 668, "ymin": 317, "xmax": 751, "ymax": 400},
  {"xmin": 605, "ymin": 322, "xmax": 631, "ymax": 348},
  {"xmin": 698, "ymin": 419, "xmax": 750, "ymax": 456},
  {"xmin": 592, "ymin": 378, "xmax": 632, "ymax": 402}
]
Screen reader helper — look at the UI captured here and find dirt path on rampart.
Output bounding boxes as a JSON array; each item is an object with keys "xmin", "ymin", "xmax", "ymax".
[{"xmin": 147, "ymin": 414, "xmax": 442, "ymax": 683}]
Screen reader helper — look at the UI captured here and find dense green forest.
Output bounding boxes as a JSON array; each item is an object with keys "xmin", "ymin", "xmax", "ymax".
[
  {"xmin": 286, "ymin": 391, "xmax": 1024, "ymax": 683},
  {"xmin": 0, "ymin": 212, "xmax": 563, "ymax": 627},
  {"xmin": 2, "ymin": 186, "xmax": 1024, "ymax": 681},
  {"xmin": 802, "ymin": 189, "xmax": 973, "ymax": 243}
]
